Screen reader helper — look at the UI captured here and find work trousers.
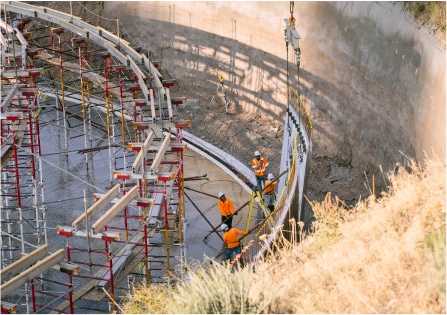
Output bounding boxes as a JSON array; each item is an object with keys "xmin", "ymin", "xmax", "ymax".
[
  {"xmin": 264, "ymin": 193, "xmax": 276, "ymax": 210},
  {"xmin": 224, "ymin": 244, "xmax": 242, "ymax": 261},
  {"xmin": 255, "ymin": 174, "xmax": 267, "ymax": 190},
  {"xmin": 221, "ymin": 215, "xmax": 233, "ymax": 228}
]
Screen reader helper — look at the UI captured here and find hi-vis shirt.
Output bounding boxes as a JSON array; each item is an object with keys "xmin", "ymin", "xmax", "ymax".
[
  {"xmin": 264, "ymin": 179, "xmax": 277, "ymax": 194},
  {"xmin": 218, "ymin": 198, "xmax": 236, "ymax": 216},
  {"xmin": 223, "ymin": 227, "xmax": 248, "ymax": 248},
  {"xmin": 252, "ymin": 157, "xmax": 269, "ymax": 176}
]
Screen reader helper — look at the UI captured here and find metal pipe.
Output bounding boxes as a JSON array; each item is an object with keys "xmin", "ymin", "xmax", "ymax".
[{"xmin": 185, "ymin": 192, "xmax": 222, "ymax": 241}]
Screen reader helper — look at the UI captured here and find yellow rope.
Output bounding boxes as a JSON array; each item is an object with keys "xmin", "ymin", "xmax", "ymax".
[
  {"xmin": 290, "ymin": 86, "xmax": 312, "ymax": 130},
  {"xmin": 256, "ymin": 135, "xmax": 297, "ymax": 236}
]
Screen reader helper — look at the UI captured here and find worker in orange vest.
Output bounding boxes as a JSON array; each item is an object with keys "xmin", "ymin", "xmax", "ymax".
[
  {"xmin": 217, "ymin": 192, "xmax": 236, "ymax": 228},
  {"xmin": 264, "ymin": 173, "xmax": 277, "ymax": 211},
  {"xmin": 221, "ymin": 223, "xmax": 248, "ymax": 262},
  {"xmin": 251, "ymin": 150, "xmax": 269, "ymax": 190}
]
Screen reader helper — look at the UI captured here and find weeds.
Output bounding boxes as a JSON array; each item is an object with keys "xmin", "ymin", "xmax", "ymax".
[
  {"xmin": 121, "ymin": 283, "xmax": 173, "ymax": 314},
  {"xmin": 404, "ymin": 2, "xmax": 446, "ymax": 35}
]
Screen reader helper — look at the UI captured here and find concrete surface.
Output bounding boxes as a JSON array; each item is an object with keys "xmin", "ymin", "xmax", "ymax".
[{"xmin": 183, "ymin": 149, "xmax": 257, "ymax": 263}]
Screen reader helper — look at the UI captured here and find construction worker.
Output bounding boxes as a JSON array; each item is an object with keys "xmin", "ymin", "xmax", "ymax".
[
  {"xmin": 264, "ymin": 173, "xmax": 277, "ymax": 211},
  {"xmin": 217, "ymin": 192, "xmax": 236, "ymax": 228},
  {"xmin": 251, "ymin": 150, "xmax": 269, "ymax": 190},
  {"xmin": 221, "ymin": 223, "xmax": 248, "ymax": 263}
]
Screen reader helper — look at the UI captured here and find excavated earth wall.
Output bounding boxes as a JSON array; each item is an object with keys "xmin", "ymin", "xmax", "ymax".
[{"xmin": 32, "ymin": 1, "xmax": 446, "ymax": 205}]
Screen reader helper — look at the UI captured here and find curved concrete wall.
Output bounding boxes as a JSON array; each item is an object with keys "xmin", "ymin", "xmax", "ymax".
[
  {"xmin": 299, "ymin": 2, "xmax": 446, "ymax": 167},
  {"xmin": 104, "ymin": 1, "xmax": 445, "ymax": 175}
]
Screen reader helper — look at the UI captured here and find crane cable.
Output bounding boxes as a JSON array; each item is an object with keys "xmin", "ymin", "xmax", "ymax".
[
  {"xmin": 290, "ymin": 1, "xmax": 295, "ymax": 24},
  {"xmin": 294, "ymin": 2, "xmax": 301, "ymax": 120},
  {"xmin": 286, "ymin": 15, "xmax": 290, "ymax": 112},
  {"xmin": 286, "ymin": 1, "xmax": 302, "ymax": 125}
]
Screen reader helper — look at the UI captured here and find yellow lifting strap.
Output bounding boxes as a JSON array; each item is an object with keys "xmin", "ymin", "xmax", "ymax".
[{"xmin": 243, "ymin": 189, "xmax": 267, "ymax": 247}]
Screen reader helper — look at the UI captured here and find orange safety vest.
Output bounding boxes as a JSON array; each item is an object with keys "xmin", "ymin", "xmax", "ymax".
[
  {"xmin": 264, "ymin": 179, "xmax": 277, "ymax": 194},
  {"xmin": 218, "ymin": 198, "xmax": 236, "ymax": 216},
  {"xmin": 223, "ymin": 228, "xmax": 248, "ymax": 248},
  {"xmin": 252, "ymin": 157, "xmax": 269, "ymax": 176}
]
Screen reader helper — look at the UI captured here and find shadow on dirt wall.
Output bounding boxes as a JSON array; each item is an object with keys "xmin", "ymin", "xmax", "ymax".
[{"xmin": 29, "ymin": 1, "xmax": 420, "ymax": 202}]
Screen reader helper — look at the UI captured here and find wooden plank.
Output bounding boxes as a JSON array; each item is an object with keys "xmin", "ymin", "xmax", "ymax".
[
  {"xmin": 127, "ymin": 57, "xmax": 151, "ymax": 102},
  {"xmin": 142, "ymin": 130, "xmax": 156, "ymax": 153},
  {"xmin": 51, "ymin": 280, "xmax": 97, "ymax": 313},
  {"xmin": 0, "ymin": 249, "xmax": 64, "ymax": 298},
  {"xmin": 150, "ymin": 90, "xmax": 156, "ymax": 120},
  {"xmin": 72, "ymin": 184, "xmax": 120, "ymax": 232},
  {"xmin": 1, "ymin": 82, "xmax": 19, "ymax": 109},
  {"xmin": 166, "ymin": 88, "xmax": 173, "ymax": 120},
  {"xmin": 150, "ymin": 135, "xmax": 170, "ymax": 172},
  {"xmin": 92, "ymin": 186, "xmax": 138, "ymax": 234},
  {"xmin": 132, "ymin": 130, "xmax": 155, "ymax": 173},
  {"xmin": 0, "ymin": 245, "xmax": 48, "ymax": 280}
]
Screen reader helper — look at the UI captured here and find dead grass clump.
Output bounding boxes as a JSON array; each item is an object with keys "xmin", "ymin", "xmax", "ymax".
[
  {"xmin": 404, "ymin": 1, "xmax": 446, "ymax": 35},
  {"xmin": 306, "ymin": 192, "xmax": 356, "ymax": 254},
  {"xmin": 166, "ymin": 260, "xmax": 283, "ymax": 314},
  {"xmin": 121, "ymin": 283, "xmax": 172, "ymax": 314}
]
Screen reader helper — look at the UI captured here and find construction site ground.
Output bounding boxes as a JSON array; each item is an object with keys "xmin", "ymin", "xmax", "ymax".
[{"xmin": 183, "ymin": 150, "xmax": 258, "ymax": 263}]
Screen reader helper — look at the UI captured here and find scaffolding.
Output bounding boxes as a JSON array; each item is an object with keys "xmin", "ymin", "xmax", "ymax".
[
  {"xmin": 1, "ymin": 12, "xmax": 53, "ymax": 313},
  {"xmin": 1, "ymin": 2, "xmax": 190, "ymax": 313}
]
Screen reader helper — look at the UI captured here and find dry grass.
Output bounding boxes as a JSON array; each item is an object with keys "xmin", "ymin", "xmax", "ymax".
[
  {"xmin": 404, "ymin": 2, "xmax": 446, "ymax": 36},
  {"xmin": 275, "ymin": 157, "xmax": 446, "ymax": 313},
  {"xmin": 121, "ymin": 283, "xmax": 173, "ymax": 314},
  {"xmin": 122, "ymin": 157, "xmax": 446, "ymax": 313}
]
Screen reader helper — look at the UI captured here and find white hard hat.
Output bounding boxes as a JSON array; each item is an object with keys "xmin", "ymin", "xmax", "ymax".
[
  {"xmin": 254, "ymin": 150, "xmax": 261, "ymax": 157},
  {"xmin": 221, "ymin": 223, "xmax": 229, "ymax": 232},
  {"xmin": 268, "ymin": 173, "xmax": 274, "ymax": 180},
  {"xmin": 218, "ymin": 192, "xmax": 225, "ymax": 198}
]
